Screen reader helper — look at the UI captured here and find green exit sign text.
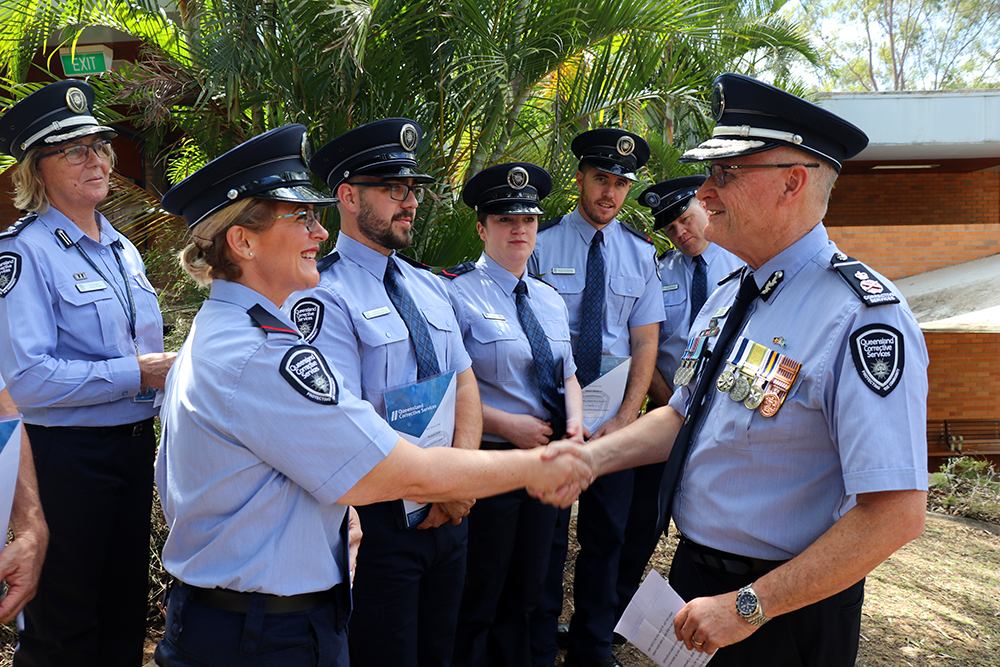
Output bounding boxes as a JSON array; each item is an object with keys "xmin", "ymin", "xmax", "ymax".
[{"xmin": 59, "ymin": 46, "xmax": 113, "ymax": 77}]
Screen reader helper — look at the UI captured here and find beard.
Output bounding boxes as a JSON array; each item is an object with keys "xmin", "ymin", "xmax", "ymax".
[
  {"xmin": 579, "ymin": 195, "xmax": 619, "ymax": 227},
  {"xmin": 356, "ymin": 197, "xmax": 413, "ymax": 251}
]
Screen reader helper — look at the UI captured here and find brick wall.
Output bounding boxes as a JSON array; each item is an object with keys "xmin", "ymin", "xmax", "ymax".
[
  {"xmin": 824, "ymin": 172, "xmax": 1000, "ymax": 279},
  {"xmin": 925, "ymin": 331, "xmax": 1000, "ymax": 421}
]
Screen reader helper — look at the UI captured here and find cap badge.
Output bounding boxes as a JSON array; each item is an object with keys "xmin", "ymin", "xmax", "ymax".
[
  {"xmin": 616, "ymin": 135, "xmax": 634, "ymax": 156},
  {"xmin": 711, "ymin": 81, "xmax": 725, "ymax": 121},
  {"xmin": 66, "ymin": 87, "xmax": 88, "ymax": 114},
  {"xmin": 400, "ymin": 123, "xmax": 419, "ymax": 151},
  {"xmin": 644, "ymin": 191, "xmax": 660, "ymax": 207},
  {"xmin": 507, "ymin": 166, "xmax": 529, "ymax": 190},
  {"xmin": 300, "ymin": 132, "xmax": 313, "ymax": 165},
  {"xmin": 227, "ymin": 188, "xmax": 239, "ymax": 200}
]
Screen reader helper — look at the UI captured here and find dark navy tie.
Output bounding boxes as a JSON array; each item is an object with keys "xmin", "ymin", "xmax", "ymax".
[
  {"xmin": 658, "ymin": 272, "xmax": 759, "ymax": 528},
  {"xmin": 689, "ymin": 254, "xmax": 707, "ymax": 328},
  {"xmin": 514, "ymin": 280, "xmax": 565, "ymax": 437},
  {"xmin": 576, "ymin": 230, "xmax": 604, "ymax": 386},
  {"xmin": 384, "ymin": 258, "xmax": 441, "ymax": 380}
]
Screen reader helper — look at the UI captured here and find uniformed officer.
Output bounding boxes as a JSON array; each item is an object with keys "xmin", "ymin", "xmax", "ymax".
[
  {"xmin": 615, "ymin": 175, "xmax": 742, "ymax": 625},
  {"xmin": 0, "ymin": 79, "xmax": 174, "ymax": 667},
  {"xmin": 0, "ymin": 377, "xmax": 48, "ymax": 626},
  {"xmin": 549, "ymin": 73, "xmax": 929, "ymax": 667},
  {"xmin": 527, "ymin": 129, "xmax": 664, "ymax": 667},
  {"xmin": 287, "ymin": 118, "xmax": 481, "ymax": 667},
  {"xmin": 444, "ymin": 163, "xmax": 585, "ymax": 667},
  {"xmin": 155, "ymin": 124, "xmax": 593, "ymax": 667}
]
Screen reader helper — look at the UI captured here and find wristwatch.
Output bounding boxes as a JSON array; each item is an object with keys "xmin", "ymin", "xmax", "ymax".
[{"xmin": 735, "ymin": 584, "xmax": 770, "ymax": 627}]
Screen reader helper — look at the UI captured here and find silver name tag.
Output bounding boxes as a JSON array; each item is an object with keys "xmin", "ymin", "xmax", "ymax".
[
  {"xmin": 363, "ymin": 306, "xmax": 392, "ymax": 319},
  {"xmin": 551, "ymin": 267, "xmax": 576, "ymax": 275},
  {"xmin": 713, "ymin": 305, "xmax": 732, "ymax": 318},
  {"xmin": 76, "ymin": 281, "xmax": 107, "ymax": 293},
  {"xmin": 483, "ymin": 313, "xmax": 506, "ymax": 321},
  {"xmin": 662, "ymin": 284, "xmax": 679, "ymax": 292}
]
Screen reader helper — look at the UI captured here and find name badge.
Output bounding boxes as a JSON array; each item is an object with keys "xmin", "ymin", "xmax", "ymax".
[
  {"xmin": 713, "ymin": 305, "xmax": 731, "ymax": 318},
  {"xmin": 551, "ymin": 267, "xmax": 575, "ymax": 275},
  {"xmin": 483, "ymin": 313, "xmax": 506, "ymax": 321},
  {"xmin": 662, "ymin": 284, "xmax": 679, "ymax": 292},
  {"xmin": 76, "ymin": 280, "xmax": 107, "ymax": 293},
  {"xmin": 363, "ymin": 306, "xmax": 392, "ymax": 319}
]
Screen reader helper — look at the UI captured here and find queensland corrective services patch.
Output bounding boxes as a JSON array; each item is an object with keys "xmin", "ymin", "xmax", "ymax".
[
  {"xmin": 849, "ymin": 324, "xmax": 904, "ymax": 397},
  {"xmin": 280, "ymin": 346, "xmax": 339, "ymax": 404},
  {"xmin": 290, "ymin": 297, "xmax": 324, "ymax": 343},
  {"xmin": 0, "ymin": 252, "xmax": 21, "ymax": 298}
]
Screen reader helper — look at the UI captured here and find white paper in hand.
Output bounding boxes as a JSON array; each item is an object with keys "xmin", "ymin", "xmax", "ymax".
[{"xmin": 614, "ymin": 570, "xmax": 714, "ymax": 667}]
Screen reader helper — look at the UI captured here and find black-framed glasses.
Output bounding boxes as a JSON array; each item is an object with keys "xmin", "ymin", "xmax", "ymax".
[
  {"xmin": 270, "ymin": 208, "xmax": 321, "ymax": 233},
  {"xmin": 348, "ymin": 181, "xmax": 426, "ymax": 203},
  {"xmin": 704, "ymin": 162, "xmax": 820, "ymax": 187},
  {"xmin": 37, "ymin": 140, "xmax": 113, "ymax": 165}
]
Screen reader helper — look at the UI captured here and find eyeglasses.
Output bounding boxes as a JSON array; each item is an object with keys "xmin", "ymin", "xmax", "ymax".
[
  {"xmin": 704, "ymin": 162, "xmax": 820, "ymax": 187},
  {"xmin": 37, "ymin": 139, "xmax": 113, "ymax": 165},
  {"xmin": 270, "ymin": 208, "xmax": 321, "ymax": 233},
  {"xmin": 348, "ymin": 181, "xmax": 426, "ymax": 203}
]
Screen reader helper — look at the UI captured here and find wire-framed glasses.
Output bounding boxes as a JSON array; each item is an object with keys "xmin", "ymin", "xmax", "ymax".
[
  {"xmin": 37, "ymin": 140, "xmax": 113, "ymax": 165},
  {"xmin": 348, "ymin": 181, "xmax": 426, "ymax": 203},
  {"xmin": 704, "ymin": 162, "xmax": 820, "ymax": 187}
]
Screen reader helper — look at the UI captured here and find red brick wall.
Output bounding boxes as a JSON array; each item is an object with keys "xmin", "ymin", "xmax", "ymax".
[{"xmin": 925, "ymin": 332, "xmax": 1000, "ymax": 421}]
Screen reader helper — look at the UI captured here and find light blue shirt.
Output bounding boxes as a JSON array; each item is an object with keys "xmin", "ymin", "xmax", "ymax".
[
  {"xmin": 527, "ymin": 208, "xmax": 664, "ymax": 359},
  {"xmin": 668, "ymin": 224, "xmax": 929, "ymax": 560},
  {"xmin": 445, "ymin": 253, "xmax": 577, "ymax": 443},
  {"xmin": 285, "ymin": 233, "xmax": 471, "ymax": 419},
  {"xmin": 656, "ymin": 244, "xmax": 743, "ymax": 391},
  {"xmin": 0, "ymin": 209, "xmax": 164, "ymax": 426},
  {"xmin": 156, "ymin": 280, "xmax": 398, "ymax": 595}
]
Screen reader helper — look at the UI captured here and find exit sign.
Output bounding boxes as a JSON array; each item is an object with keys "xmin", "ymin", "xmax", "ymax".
[{"xmin": 59, "ymin": 45, "xmax": 113, "ymax": 77}]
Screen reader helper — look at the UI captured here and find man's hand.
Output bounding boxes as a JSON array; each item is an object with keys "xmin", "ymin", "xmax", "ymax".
[
  {"xmin": 527, "ymin": 441, "xmax": 594, "ymax": 507},
  {"xmin": 138, "ymin": 352, "xmax": 178, "ymax": 391},
  {"xmin": 589, "ymin": 411, "xmax": 634, "ymax": 439},
  {"xmin": 0, "ymin": 528, "xmax": 47, "ymax": 624},
  {"xmin": 673, "ymin": 592, "xmax": 756, "ymax": 655},
  {"xmin": 347, "ymin": 507, "xmax": 362, "ymax": 584},
  {"xmin": 417, "ymin": 499, "xmax": 475, "ymax": 529},
  {"xmin": 503, "ymin": 414, "xmax": 554, "ymax": 449}
]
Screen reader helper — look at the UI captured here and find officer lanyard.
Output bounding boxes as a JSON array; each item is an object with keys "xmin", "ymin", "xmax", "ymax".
[{"xmin": 55, "ymin": 228, "xmax": 138, "ymax": 349}]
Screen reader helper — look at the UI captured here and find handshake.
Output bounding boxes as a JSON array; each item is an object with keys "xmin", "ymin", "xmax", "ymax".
[{"xmin": 525, "ymin": 441, "xmax": 597, "ymax": 508}]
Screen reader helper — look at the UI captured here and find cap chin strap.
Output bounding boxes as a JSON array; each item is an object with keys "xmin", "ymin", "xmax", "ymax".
[
  {"xmin": 19, "ymin": 115, "xmax": 99, "ymax": 151},
  {"xmin": 713, "ymin": 124, "xmax": 803, "ymax": 145}
]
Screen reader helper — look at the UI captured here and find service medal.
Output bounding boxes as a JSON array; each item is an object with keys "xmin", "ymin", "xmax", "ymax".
[
  {"xmin": 759, "ymin": 392, "xmax": 781, "ymax": 417},
  {"xmin": 744, "ymin": 384, "xmax": 765, "ymax": 409},
  {"xmin": 729, "ymin": 374, "xmax": 751, "ymax": 402},
  {"xmin": 716, "ymin": 366, "xmax": 736, "ymax": 392}
]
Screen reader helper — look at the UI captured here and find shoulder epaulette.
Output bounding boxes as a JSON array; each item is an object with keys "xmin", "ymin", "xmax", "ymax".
[
  {"xmin": 620, "ymin": 222, "xmax": 653, "ymax": 245},
  {"xmin": 659, "ymin": 247, "xmax": 680, "ymax": 262},
  {"xmin": 718, "ymin": 265, "xmax": 746, "ymax": 286},
  {"xmin": 531, "ymin": 273, "xmax": 557, "ymax": 289},
  {"xmin": 0, "ymin": 213, "xmax": 38, "ymax": 241},
  {"xmin": 537, "ymin": 216, "xmax": 564, "ymax": 233},
  {"xmin": 529, "ymin": 274, "xmax": 558, "ymax": 291},
  {"xmin": 394, "ymin": 252, "xmax": 431, "ymax": 271},
  {"xmin": 248, "ymin": 304, "xmax": 300, "ymax": 336},
  {"xmin": 440, "ymin": 261, "xmax": 476, "ymax": 280},
  {"xmin": 829, "ymin": 253, "xmax": 900, "ymax": 307},
  {"xmin": 316, "ymin": 249, "xmax": 340, "ymax": 273}
]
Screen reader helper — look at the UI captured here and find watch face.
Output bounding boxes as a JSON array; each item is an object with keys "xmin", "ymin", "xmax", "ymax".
[{"xmin": 736, "ymin": 589, "xmax": 757, "ymax": 616}]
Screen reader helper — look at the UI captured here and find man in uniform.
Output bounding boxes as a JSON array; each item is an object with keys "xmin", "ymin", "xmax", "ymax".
[
  {"xmin": 552, "ymin": 73, "xmax": 928, "ymax": 666},
  {"xmin": 527, "ymin": 129, "xmax": 664, "ymax": 667},
  {"xmin": 615, "ymin": 175, "xmax": 742, "ymax": 627},
  {"xmin": 288, "ymin": 118, "xmax": 480, "ymax": 667}
]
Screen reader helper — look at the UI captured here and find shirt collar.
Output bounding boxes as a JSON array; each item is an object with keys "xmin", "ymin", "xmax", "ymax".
[
  {"xmin": 335, "ymin": 232, "xmax": 391, "ymax": 281},
  {"xmin": 39, "ymin": 207, "xmax": 119, "ymax": 247},
  {"xmin": 478, "ymin": 252, "xmax": 522, "ymax": 297},
  {"xmin": 567, "ymin": 206, "xmax": 618, "ymax": 245},
  {"xmin": 209, "ymin": 279, "xmax": 297, "ymax": 329},
  {"xmin": 753, "ymin": 223, "xmax": 828, "ymax": 298}
]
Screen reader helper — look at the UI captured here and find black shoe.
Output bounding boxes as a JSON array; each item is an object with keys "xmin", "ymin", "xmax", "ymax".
[
  {"xmin": 611, "ymin": 632, "xmax": 627, "ymax": 646},
  {"xmin": 562, "ymin": 655, "xmax": 622, "ymax": 667},
  {"xmin": 556, "ymin": 621, "xmax": 570, "ymax": 648}
]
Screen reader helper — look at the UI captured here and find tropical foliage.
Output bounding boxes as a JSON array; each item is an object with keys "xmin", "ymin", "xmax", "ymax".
[{"xmin": 1, "ymin": 0, "xmax": 817, "ymax": 269}]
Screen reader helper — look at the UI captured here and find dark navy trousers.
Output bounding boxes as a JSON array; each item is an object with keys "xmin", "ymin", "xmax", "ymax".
[{"xmin": 614, "ymin": 460, "xmax": 667, "ymax": 621}]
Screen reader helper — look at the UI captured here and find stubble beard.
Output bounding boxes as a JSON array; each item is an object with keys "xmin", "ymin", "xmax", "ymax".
[{"xmin": 357, "ymin": 197, "xmax": 412, "ymax": 251}]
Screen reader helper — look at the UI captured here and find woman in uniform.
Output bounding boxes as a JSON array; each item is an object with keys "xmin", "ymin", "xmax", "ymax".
[
  {"xmin": 444, "ymin": 163, "xmax": 585, "ymax": 667},
  {"xmin": 0, "ymin": 79, "xmax": 174, "ymax": 667},
  {"xmin": 154, "ymin": 126, "xmax": 592, "ymax": 667}
]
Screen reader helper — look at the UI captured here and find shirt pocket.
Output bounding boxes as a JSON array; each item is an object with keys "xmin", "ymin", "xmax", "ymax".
[
  {"xmin": 468, "ymin": 316, "xmax": 520, "ymax": 383},
  {"xmin": 56, "ymin": 281, "xmax": 125, "ymax": 353},
  {"xmin": 662, "ymin": 284, "xmax": 689, "ymax": 331},
  {"xmin": 608, "ymin": 275, "xmax": 643, "ymax": 326},
  {"xmin": 545, "ymin": 271, "xmax": 584, "ymax": 297},
  {"xmin": 354, "ymin": 310, "xmax": 410, "ymax": 391}
]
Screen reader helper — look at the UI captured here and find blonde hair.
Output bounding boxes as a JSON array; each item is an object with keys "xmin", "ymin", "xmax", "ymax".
[
  {"xmin": 178, "ymin": 198, "xmax": 277, "ymax": 287},
  {"xmin": 12, "ymin": 139, "xmax": 118, "ymax": 213}
]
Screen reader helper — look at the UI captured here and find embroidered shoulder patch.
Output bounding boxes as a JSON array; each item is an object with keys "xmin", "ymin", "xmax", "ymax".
[
  {"xmin": 280, "ymin": 346, "xmax": 339, "ymax": 404},
  {"xmin": 0, "ymin": 252, "xmax": 22, "ymax": 298},
  {"xmin": 290, "ymin": 298, "xmax": 324, "ymax": 343},
  {"xmin": 830, "ymin": 254, "xmax": 900, "ymax": 307},
  {"xmin": 849, "ymin": 324, "xmax": 904, "ymax": 397}
]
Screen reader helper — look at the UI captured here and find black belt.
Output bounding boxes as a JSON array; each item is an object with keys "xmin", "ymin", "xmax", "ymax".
[
  {"xmin": 679, "ymin": 536, "xmax": 787, "ymax": 576},
  {"xmin": 184, "ymin": 582, "xmax": 347, "ymax": 615},
  {"xmin": 48, "ymin": 417, "xmax": 153, "ymax": 438}
]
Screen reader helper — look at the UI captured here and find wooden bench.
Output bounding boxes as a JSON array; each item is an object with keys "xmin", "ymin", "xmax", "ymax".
[{"xmin": 927, "ymin": 419, "xmax": 1000, "ymax": 459}]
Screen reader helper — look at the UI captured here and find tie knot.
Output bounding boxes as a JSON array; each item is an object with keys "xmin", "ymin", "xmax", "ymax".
[
  {"xmin": 514, "ymin": 280, "xmax": 528, "ymax": 297},
  {"xmin": 384, "ymin": 257, "xmax": 398, "ymax": 280},
  {"xmin": 693, "ymin": 254, "xmax": 706, "ymax": 267},
  {"xmin": 592, "ymin": 230, "xmax": 603, "ymax": 246}
]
